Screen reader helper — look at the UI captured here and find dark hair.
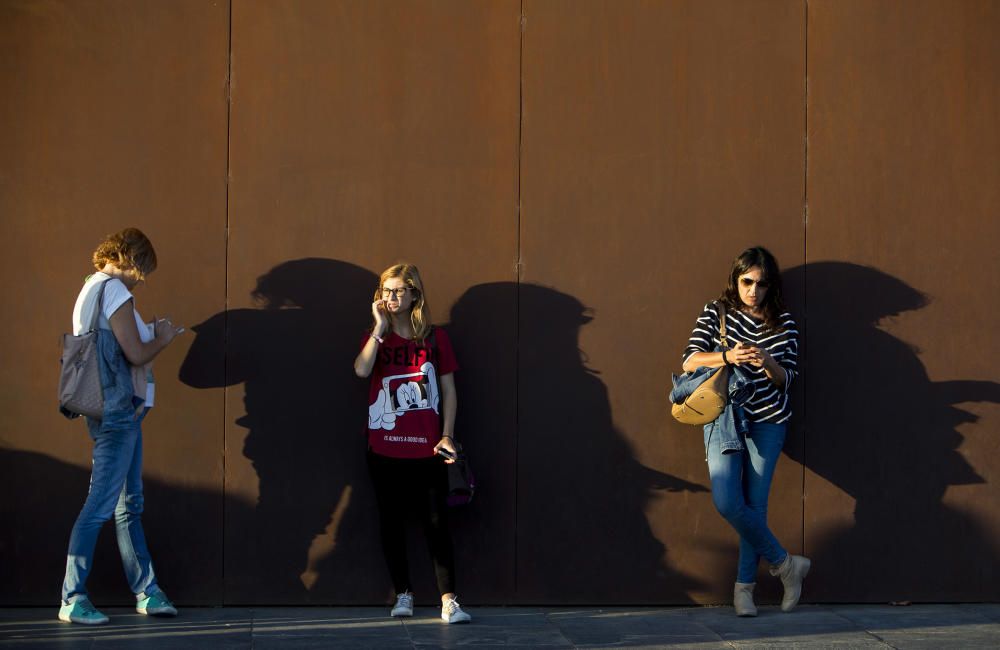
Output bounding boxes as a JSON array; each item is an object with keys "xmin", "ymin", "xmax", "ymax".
[{"xmin": 719, "ymin": 246, "xmax": 785, "ymax": 332}]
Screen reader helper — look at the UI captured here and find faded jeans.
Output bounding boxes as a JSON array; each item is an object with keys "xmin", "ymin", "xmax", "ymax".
[
  {"xmin": 705, "ymin": 420, "xmax": 789, "ymax": 583},
  {"xmin": 61, "ymin": 408, "xmax": 160, "ymax": 603}
]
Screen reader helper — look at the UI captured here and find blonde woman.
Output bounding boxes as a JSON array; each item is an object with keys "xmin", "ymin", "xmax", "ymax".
[
  {"xmin": 59, "ymin": 228, "xmax": 184, "ymax": 625},
  {"xmin": 354, "ymin": 263, "xmax": 470, "ymax": 624}
]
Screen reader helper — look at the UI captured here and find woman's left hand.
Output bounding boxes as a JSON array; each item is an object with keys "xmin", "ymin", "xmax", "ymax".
[
  {"xmin": 434, "ymin": 436, "xmax": 458, "ymax": 464},
  {"xmin": 746, "ymin": 346, "xmax": 773, "ymax": 368}
]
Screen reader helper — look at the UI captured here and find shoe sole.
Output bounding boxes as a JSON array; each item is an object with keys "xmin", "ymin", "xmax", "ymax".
[
  {"xmin": 137, "ymin": 608, "xmax": 177, "ymax": 616},
  {"xmin": 442, "ymin": 616, "xmax": 472, "ymax": 624},
  {"xmin": 390, "ymin": 611, "xmax": 413, "ymax": 617},
  {"xmin": 58, "ymin": 613, "xmax": 109, "ymax": 625}
]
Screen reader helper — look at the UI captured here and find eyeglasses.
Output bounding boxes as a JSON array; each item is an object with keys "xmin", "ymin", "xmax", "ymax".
[
  {"xmin": 739, "ymin": 277, "xmax": 771, "ymax": 289},
  {"xmin": 381, "ymin": 287, "xmax": 410, "ymax": 298}
]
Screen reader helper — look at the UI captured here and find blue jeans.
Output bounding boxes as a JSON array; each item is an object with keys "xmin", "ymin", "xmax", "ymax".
[
  {"xmin": 705, "ymin": 420, "xmax": 788, "ymax": 583},
  {"xmin": 61, "ymin": 408, "xmax": 160, "ymax": 603}
]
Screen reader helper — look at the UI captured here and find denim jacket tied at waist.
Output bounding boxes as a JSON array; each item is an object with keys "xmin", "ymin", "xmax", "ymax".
[
  {"xmin": 95, "ymin": 328, "xmax": 145, "ymax": 426},
  {"xmin": 670, "ymin": 364, "xmax": 755, "ymax": 455}
]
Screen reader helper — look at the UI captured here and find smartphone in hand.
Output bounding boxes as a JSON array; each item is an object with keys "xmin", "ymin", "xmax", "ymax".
[{"xmin": 437, "ymin": 447, "xmax": 458, "ymax": 462}]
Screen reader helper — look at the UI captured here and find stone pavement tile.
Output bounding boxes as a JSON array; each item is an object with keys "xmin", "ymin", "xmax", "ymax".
[
  {"xmin": 956, "ymin": 603, "xmax": 1000, "ymax": 623},
  {"xmin": 0, "ymin": 607, "xmax": 252, "ymax": 649},
  {"xmin": 252, "ymin": 631, "xmax": 411, "ymax": 649},
  {"xmin": 403, "ymin": 609, "xmax": 573, "ymax": 648},
  {"xmin": 829, "ymin": 602, "xmax": 1000, "ymax": 646},
  {"xmin": 726, "ymin": 634, "xmax": 889, "ymax": 649},
  {"xmin": 546, "ymin": 608, "xmax": 728, "ymax": 649},
  {"xmin": 870, "ymin": 625, "xmax": 1000, "ymax": 650},
  {"xmin": 830, "ymin": 605, "xmax": 1000, "ymax": 650},
  {"xmin": 688, "ymin": 605, "xmax": 888, "ymax": 647},
  {"xmin": 250, "ymin": 608, "xmax": 411, "ymax": 648},
  {"xmin": 828, "ymin": 603, "xmax": 988, "ymax": 628}
]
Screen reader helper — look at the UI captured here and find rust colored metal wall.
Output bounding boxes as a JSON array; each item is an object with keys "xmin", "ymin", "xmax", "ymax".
[
  {"xmin": 517, "ymin": 0, "xmax": 806, "ymax": 604},
  {"xmin": 0, "ymin": 1, "xmax": 230, "ymax": 604},
  {"xmin": 202, "ymin": 0, "xmax": 523, "ymax": 604},
  {"xmin": 802, "ymin": 0, "xmax": 1000, "ymax": 602},
  {"xmin": 2, "ymin": 0, "xmax": 999, "ymax": 606}
]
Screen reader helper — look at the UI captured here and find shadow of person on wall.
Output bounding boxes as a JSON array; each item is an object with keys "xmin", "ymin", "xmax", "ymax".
[
  {"xmin": 782, "ymin": 262, "xmax": 1000, "ymax": 601},
  {"xmin": 179, "ymin": 258, "xmax": 384, "ymax": 603},
  {"xmin": 0, "ymin": 447, "xmax": 239, "ymax": 605},
  {"xmin": 448, "ymin": 282, "xmax": 708, "ymax": 604}
]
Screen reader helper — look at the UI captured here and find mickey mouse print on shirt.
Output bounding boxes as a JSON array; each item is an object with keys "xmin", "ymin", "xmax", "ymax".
[
  {"xmin": 368, "ymin": 362, "xmax": 440, "ymax": 431},
  {"xmin": 363, "ymin": 328, "xmax": 459, "ymax": 459}
]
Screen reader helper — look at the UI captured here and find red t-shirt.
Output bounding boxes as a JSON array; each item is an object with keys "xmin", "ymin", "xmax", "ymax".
[{"xmin": 364, "ymin": 327, "xmax": 459, "ymax": 458}]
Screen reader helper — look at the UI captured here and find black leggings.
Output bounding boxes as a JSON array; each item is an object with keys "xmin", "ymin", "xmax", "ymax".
[{"xmin": 367, "ymin": 451, "xmax": 456, "ymax": 596}]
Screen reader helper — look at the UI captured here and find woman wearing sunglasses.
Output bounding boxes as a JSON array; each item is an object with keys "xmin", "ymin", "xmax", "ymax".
[
  {"xmin": 354, "ymin": 263, "xmax": 471, "ymax": 624},
  {"xmin": 682, "ymin": 246, "xmax": 809, "ymax": 616}
]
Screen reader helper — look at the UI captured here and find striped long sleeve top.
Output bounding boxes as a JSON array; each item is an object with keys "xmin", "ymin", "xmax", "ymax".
[{"xmin": 682, "ymin": 302, "xmax": 799, "ymax": 424}]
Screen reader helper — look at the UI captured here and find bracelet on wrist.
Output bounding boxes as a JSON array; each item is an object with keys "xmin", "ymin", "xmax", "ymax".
[
  {"xmin": 371, "ymin": 333, "xmax": 384, "ymax": 344},
  {"xmin": 722, "ymin": 349, "xmax": 732, "ymax": 366}
]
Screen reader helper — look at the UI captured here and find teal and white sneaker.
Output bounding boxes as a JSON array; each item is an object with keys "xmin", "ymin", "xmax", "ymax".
[
  {"xmin": 136, "ymin": 590, "xmax": 178, "ymax": 616},
  {"xmin": 58, "ymin": 599, "xmax": 109, "ymax": 625}
]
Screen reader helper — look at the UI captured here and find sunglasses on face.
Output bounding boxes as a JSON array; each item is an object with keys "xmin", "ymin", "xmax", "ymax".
[
  {"xmin": 381, "ymin": 287, "xmax": 410, "ymax": 298},
  {"xmin": 739, "ymin": 277, "xmax": 771, "ymax": 289}
]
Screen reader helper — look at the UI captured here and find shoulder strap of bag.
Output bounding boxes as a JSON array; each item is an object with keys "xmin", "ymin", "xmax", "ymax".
[
  {"xmin": 716, "ymin": 302, "xmax": 729, "ymax": 350},
  {"xmin": 88, "ymin": 279, "xmax": 111, "ymax": 333}
]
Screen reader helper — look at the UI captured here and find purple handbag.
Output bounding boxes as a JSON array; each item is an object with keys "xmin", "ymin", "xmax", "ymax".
[{"xmin": 445, "ymin": 442, "xmax": 476, "ymax": 507}]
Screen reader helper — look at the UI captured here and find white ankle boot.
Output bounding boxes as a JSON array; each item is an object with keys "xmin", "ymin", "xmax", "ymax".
[
  {"xmin": 733, "ymin": 582, "xmax": 757, "ymax": 617},
  {"xmin": 770, "ymin": 554, "xmax": 811, "ymax": 612}
]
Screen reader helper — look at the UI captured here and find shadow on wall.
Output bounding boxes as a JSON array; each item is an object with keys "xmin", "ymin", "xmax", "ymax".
[
  {"xmin": 180, "ymin": 258, "xmax": 386, "ymax": 604},
  {"xmin": 449, "ymin": 283, "xmax": 709, "ymax": 604},
  {"xmin": 783, "ymin": 262, "xmax": 1000, "ymax": 602},
  {"xmin": 0, "ymin": 448, "xmax": 234, "ymax": 605}
]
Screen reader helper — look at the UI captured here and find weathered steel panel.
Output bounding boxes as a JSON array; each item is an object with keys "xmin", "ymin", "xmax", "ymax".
[
  {"xmin": 804, "ymin": 0, "xmax": 1000, "ymax": 601},
  {"xmin": 212, "ymin": 0, "xmax": 521, "ymax": 603},
  {"xmin": 0, "ymin": 0, "xmax": 229, "ymax": 604},
  {"xmin": 517, "ymin": 0, "xmax": 806, "ymax": 604},
  {"xmin": 4, "ymin": 0, "xmax": 999, "ymax": 606}
]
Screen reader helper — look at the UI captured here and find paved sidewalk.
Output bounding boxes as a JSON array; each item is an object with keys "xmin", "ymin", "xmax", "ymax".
[{"xmin": 1, "ymin": 604, "xmax": 998, "ymax": 648}]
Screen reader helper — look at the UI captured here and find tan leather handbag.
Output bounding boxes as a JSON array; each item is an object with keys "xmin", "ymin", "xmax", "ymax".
[{"xmin": 671, "ymin": 303, "xmax": 730, "ymax": 425}]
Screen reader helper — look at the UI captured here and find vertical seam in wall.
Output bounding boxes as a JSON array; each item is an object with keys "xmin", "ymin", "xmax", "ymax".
[
  {"xmin": 801, "ymin": 0, "xmax": 809, "ymax": 556},
  {"xmin": 223, "ymin": 0, "xmax": 233, "ymax": 606},
  {"xmin": 514, "ymin": 0, "xmax": 524, "ymax": 597}
]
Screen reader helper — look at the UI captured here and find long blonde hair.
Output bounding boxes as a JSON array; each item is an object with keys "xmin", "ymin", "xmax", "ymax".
[{"xmin": 375, "ymin": 263, "xmax": 432, "ymax": 341}]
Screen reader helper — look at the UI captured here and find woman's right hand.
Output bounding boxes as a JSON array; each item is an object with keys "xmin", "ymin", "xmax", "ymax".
[
  {"xmin": 356, "ymin": 301, "xmax": 389, "ymax": 378},
  {"xmin": 111, "ymin": 305, "xmax": 183, "ymax": 366},
  {"xmin": 154, "ymin": 317, "xmax": 185, "ymax": 347},
  {"xmin": 371, "ymin": 299, "xmax": 389, "ymax": 336},
  {"xmin": 728, "ymin": 342, "xmax": 762, "ymax": 366}
]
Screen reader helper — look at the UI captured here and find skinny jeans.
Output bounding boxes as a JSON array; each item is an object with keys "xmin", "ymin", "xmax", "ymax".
[
  {"xmin": 367, "ymin": 450, "xmax": 456, "ymax": 596},
  {"xmin": 61, "ymin": 408, "xmax": 160, "ymax": 603},
  {"xmin": 705, "ymin": 420, "xmax": 788, "ymax": 583}
]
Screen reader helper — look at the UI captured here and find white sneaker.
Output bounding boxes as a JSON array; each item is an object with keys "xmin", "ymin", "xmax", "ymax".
[
  {"xmin": 390, "ymin": 592, "xmax": 413, "ymax": 617},
  {"xmin": 441, "ymin": 597, "xmax": 471, "ymax": 624}
]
